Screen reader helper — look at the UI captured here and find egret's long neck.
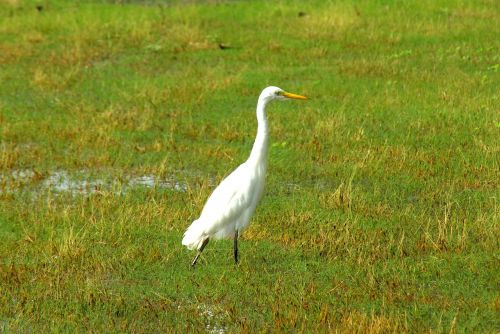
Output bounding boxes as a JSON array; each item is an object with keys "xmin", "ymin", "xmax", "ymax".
[{"xmin": 248, "ymin": 98, "xmax": 269, "ymax": 165}]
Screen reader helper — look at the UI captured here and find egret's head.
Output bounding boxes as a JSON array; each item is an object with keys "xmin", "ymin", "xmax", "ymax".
[{"xmin": 260, "ymin": 86, "xmax": 308, "ymax": 103}]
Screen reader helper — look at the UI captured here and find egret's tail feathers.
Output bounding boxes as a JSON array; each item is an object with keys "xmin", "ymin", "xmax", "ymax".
[{"xmin": 182, "ymin": 220, "xmax": 207, "ymax": 250}]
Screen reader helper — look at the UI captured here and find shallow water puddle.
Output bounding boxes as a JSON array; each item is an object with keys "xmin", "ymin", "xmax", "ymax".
[
  {"xmin": 43, "ymin": 170, "xmax": 107, "ymax": 195},
  {"xmin": 1, "ymin": 169, "xmax": 324, "ymax": 198},
  {"xmin": 0, "ymin": 169, "xmax": 188, "ymax": 196},
  {"xmin": 127, "ymin": 174, "xmax": 187, "ymax": 192},
  {"xmin": 197, "ymin": 303, "xmax": 227, "ymax": 334}
]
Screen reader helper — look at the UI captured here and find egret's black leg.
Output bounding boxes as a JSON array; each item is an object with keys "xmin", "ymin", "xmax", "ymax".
[
  {"xmin": 234, "ymin": 230, "xmax": 239, "ymax": 264},
  {"xmin": 191, "ymin": 237, "xmax": 209, "ymax": 268}
]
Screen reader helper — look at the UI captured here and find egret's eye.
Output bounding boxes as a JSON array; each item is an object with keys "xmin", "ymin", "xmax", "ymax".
[{"xmin": 276, "ymin": 91, "xmax": 283, "ymax": 96}]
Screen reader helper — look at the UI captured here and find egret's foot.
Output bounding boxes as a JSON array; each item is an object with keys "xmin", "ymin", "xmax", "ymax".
[
  {"xmin": 191, "ymin": 253, "xmax": 201, "ymax": 268},
  {"xmin": 191, "ymin": 237, "xmax": 209, "ymax": 268}
]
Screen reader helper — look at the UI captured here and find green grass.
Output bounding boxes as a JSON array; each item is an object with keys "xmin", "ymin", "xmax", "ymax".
[{"xmin": 1, "ymin": 0, "xmax": 499, "ymax": 332}]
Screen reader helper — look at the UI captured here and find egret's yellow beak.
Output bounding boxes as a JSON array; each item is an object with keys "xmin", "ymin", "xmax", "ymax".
[{"xmin": 283, "ymin": 92, "xmax": 308, "ymax": 100}]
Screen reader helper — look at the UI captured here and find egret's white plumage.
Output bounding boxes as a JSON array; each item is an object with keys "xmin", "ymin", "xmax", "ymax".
[{"xmin": 182, "ymin": 86, "xmax": 307, "ymax": 266}]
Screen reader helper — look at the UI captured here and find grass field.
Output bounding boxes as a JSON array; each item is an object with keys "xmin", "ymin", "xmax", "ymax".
[{"xmin": 0, "ymin": 0, "xmax": 499, "ymax": 332}]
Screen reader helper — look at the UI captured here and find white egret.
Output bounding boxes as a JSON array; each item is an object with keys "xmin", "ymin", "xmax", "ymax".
[{"xmin": 182, "ymin": 86, "xmax": 307, "ymax": 267}]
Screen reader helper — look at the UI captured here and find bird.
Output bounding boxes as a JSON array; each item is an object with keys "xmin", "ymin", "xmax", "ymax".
[{"xmin": 182, "ymin": 86, "xmax": 307, "ymax": 267}]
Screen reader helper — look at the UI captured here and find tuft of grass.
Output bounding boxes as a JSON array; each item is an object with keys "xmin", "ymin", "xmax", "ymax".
[{"xmin": 0, "ymin": 0, "xmax": 499, "ymax": 332}]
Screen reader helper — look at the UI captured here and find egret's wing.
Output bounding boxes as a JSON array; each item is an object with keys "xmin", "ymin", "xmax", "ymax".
[{"xmin": 198, "ymin": 162, "xmax": 254, "ymax": 233}]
